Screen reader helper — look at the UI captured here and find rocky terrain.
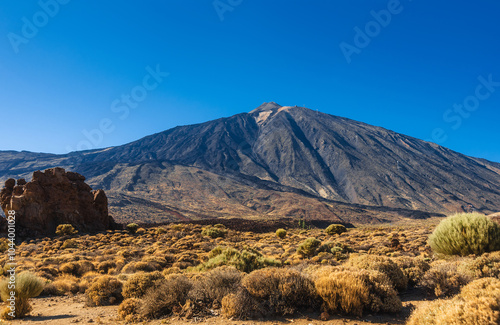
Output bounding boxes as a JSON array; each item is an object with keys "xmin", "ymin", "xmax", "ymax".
[
  {"xmin": 0, "ymin": 168, "xmax": 116, "ymax": 236},
  {"xmin": 1, "ymin": 103, "xmax": 499, "ymax": 224}
]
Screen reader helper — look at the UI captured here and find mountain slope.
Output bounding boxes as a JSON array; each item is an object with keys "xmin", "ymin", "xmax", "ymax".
[{"xmin": 1, "ymin": 102, "xmax": 499, "ymax": 223}]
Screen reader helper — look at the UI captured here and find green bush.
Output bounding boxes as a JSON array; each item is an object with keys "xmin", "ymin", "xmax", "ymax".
[
  {"xmin": 325, "ymin": 224, "xmax": 347, "ymax": 235},
  {"xmin": 55, "ymin": 224, "xmax": 78, "ymax": 236},
  {"xmin": 428, "ymin": 213, "xmax": 500, "ymax": 256},
  {"xmin": 297, "ymin": 238, "xmax": 321, "ymax": 257},
  {"xmin": 196, "ymin": 247, "xmax": 281, "ymax": 273},
  {"xmin": 126, "ymin": 223, "xmax": 139, "ymax": 234},
  {"xmin": 0, "ymin": 271, "xmax": 44, "ymax": 319},
  {"xmin": 201, "ymin": 225, "xmax": 228, "ymax": 239},
  {"xmin": 276, "ymin": 228, "xmax": 287, "ymax": 239},
  {"xmin": 61, "ymin": 239, "xmax": 78, "ymax": 249}
]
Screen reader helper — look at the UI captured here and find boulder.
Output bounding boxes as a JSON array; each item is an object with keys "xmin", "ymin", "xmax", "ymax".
[{"xmin": 0, "ymin": 168, "xmax": 116, "ymax": 237}]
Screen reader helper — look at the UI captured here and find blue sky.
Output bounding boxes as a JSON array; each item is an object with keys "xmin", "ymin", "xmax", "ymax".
[{"xmin": 1, "ymin": 0, "xmax": 499, "ymax": 162}]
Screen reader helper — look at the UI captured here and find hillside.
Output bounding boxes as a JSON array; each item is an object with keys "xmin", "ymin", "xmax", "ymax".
[{"xmin": 1, "ymin": 102, "xmax": 499, "ymax": 223}]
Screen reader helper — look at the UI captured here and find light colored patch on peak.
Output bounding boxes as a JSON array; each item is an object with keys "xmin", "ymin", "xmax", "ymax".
[
  {"xmin": 256, "ymin": 110, "xmax": 273, "ymax": 125},
  {"xmin": 277, "ymin": 106, "xmax": 294, "ymax": 113}
]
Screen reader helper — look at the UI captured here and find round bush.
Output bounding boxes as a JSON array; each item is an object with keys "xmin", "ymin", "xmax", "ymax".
[
  {"xmin": 55, "ymin": 224, "xmax": 78, "ymax": 236},
  {"xmin": 296, "ymin": 238, "xmax": 321, "ymax": 257},
  {"xmin": 85, "ymin": 275, "xmax": 123, "ymax": 306},
  {"xmin": 428, "ymin": 213, "xmax": 500, "ymax": 256},
  {"xmin": 126, "ymin": 223, "xmax": 139, "ymax": 234},
  {"xmin": 325, "ymin": 224, "xmax": 347, "ymax": 235},
  {"xmin": 276, "ymin": 228, "xmax": 287, "ymax": 239},
  {"xmin": 202, "ymin": 225, "xmax": 228, "ymax": 239},
  {"xmin": 346, "ymin": 254, "xmax": 408, "ymax": 291}
]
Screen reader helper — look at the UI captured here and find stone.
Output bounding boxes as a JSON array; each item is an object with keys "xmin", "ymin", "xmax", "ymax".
[{"xmin": 0, "ymin": 168, "xmax": 116, "ymax": 237}]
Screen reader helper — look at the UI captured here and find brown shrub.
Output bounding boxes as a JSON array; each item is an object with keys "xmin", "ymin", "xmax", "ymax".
[
  {"xmin": 419, "ymin": 260, "xmax": 472, "ymax": 297},
  {"xmin": 97, "ymin": 261, "xmax": 116, "ymax": 274},
  {"xmin": 122, "ymin": 271, "xmax": 164, "ymax": 299},
  {"xmin": 314, "ymin": 267, "xmax": 402, "ymax": 316},
  {"xmin": 346, "ymin": 254, "xmax": 408, "ymax": 291},
  {"xmin": 118, "ymin": 298, "xmax": 142, "ymax": 322},
  {"xmin": 85, "ymin": 276, "xmax": 123, "ymax": 306},
  {"xmin": 59, "ymin": 260, "xmax": 95, "ymax": 277},
  {"xmin": 242, "ymin": 267, "xmax": 317, "ymax": 316},
  {"xmin": 393, "ymin": 256, "xmax": 430, "ymax": 286},
  {"xmin": 41, "ymin": 275, "xmax": 79, "ymax": 296},
  {"xmin": 407, "ymin": 277, "xmax": 500, "ymax": 325},
  {"xmin": 464, "ymin": 251, "xmax": 500, "ymax": 278},
  {"xmin": 221, "ymin": 288, "xmax": 262, "ymax": 319},
  {"xmin": 140, "ymin": 275, "xmax": 192, "ymax": 319},
  {"xmin": 188, "ymin": 266, "xmax": 243, "ymax": 305}
]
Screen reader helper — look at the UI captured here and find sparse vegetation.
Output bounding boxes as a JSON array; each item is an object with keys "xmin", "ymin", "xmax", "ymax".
[
  {"xmin": 5, "ymin": 218, "xmax": 496, "ymax": 323},
  {"xmin": 407, "ymin": 277, "xmax": 500, "ymax": 324},
  {"xmin": 428, "ymin": 212, "xmax": 500, "ymax": 256}
]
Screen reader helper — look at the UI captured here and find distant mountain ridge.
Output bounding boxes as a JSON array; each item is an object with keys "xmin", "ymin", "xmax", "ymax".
[{"xmin": 1, "ymin": 102, "xmax": 499, "ymax": 224}]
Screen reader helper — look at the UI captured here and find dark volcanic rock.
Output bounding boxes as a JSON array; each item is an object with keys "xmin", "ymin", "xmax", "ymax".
[
  {"xmin": 0, "ymin": 168, "xmax": 115, "ymax": 236},
  {"xmin": 0, "ymin": 103, "xmax": 499, "ymax": 223}
]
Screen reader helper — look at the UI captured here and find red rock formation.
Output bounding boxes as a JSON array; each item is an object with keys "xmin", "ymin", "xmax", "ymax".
[{"xmin": 0, "ymin": 168, "xmax": 116, "ymax": 236}]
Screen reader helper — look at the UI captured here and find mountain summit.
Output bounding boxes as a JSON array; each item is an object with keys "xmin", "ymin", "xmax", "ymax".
[{"xmin": 1, "ymin": 103, "xmax": 499, "ymax": 223}]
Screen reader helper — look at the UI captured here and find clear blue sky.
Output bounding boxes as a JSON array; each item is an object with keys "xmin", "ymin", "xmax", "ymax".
[{"xmin": 1, "ymin": 1, "xmax": 499, "ymax": 162}]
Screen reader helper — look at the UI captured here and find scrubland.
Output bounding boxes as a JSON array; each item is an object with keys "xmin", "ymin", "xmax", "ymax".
[{"xmin": 0, "ymin": 213, "xmax": 499, "ymax": 324}]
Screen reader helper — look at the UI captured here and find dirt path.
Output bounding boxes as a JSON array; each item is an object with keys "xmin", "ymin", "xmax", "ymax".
[{"xmin": 3, "ymin": 291, "xmax": 426, "ymax": 325}]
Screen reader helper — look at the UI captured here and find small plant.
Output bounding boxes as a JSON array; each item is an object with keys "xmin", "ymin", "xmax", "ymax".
[
  {"xmin": 85, "ymin": 275, "xmax": 123, "ymax": 306},
  {"xmin": 407, "ymin": 277, "xmax": 500, "ymax": 325},
  {"xmin": 221, "ymin": 288, "xmax": 260, "ymax": 319},
  {"xmin": 55, "ymin": 224, "xmax": 78, "ymax": 236},
  {"xmin": 315, "ymin": 267, "xmax": 401, "ymax": 316},
  {"xmin": 242, "ymin": 267, "xmax": 318, "ymax": 316},
  {"xmin": 325, "ymin": 224, "xmax": 347, "ymax": 235},
  {"xmin": 297, "ymin": 238, "xmax": 321, "ymax": 258},
  {"xmin": 276, "ymin": 228, "xmax": 287, "ymax": 239},
  {"xmin": 0, "ymin": 271, "xmax": 44, "ymax": 319},
  {"xmin": 122, "ymin": 271, "xmax": 164, "ymax": 299},
  {"xmin": 419, "ymin": 260, "xmax": 472, "ymax": 297},
  {"xmin": 197, "ymin": 247, "xmax": 281, "ymax": 272},
  {"xmin": 126, "ymin": 223, "xmax": 139, "ymax": 234},
  {"xmin": 428, "ymin": 212, "xmax": 500, "ymax": 256},
  {"xmin": 140, "ymin": 275, "xmax": 192, "ymax": 319},
  {"xmin": 61, "ymin": 239, "xmax": 78, "ymax": 249},
  {"xmin": 0, "ymin": 238, "xmax": 9, "ymax": 253},
  {"xmin": 298, "ymin": 219, "xmax": 307, "ymax": 229},
  {"xmin": 201, "ymin": 225, "xmax": 228, "ymax": 239},
  {"xmin": 118, "ymin": 298, "xmax": 142, "ymax": 322},
  {"xmin": 346, "ymin": 254, "xmax": 408, "ymax": 291}
]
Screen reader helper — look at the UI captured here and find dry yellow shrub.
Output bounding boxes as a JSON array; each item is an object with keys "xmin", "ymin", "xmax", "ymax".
[{"xmin": 407, "ymin": 277, "xmax": 500, "ymax": 325}]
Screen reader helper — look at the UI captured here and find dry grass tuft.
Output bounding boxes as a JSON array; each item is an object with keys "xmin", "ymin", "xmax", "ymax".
[{"xmin": 407, "ymin": 277, "xmax": 500, "ymax": 325}]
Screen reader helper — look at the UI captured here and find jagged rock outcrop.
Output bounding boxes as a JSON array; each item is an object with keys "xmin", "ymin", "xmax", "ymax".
[{"xmin": 0, "ymin": 168, "xmax": 116, "ymax": 236}]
